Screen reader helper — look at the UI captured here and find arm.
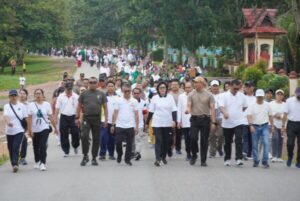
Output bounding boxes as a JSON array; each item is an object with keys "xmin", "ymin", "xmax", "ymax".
[
  {"xmin": 247, "ymin": 114, "xmax": 255, "ymax": 133},
  {"xmin": 135, "ymin": 110, "xmax": 139, "ymax": 134},
  {"xmin": 220, "ymin": 106, "xmax": 228, "ymax": 119},
  {"xmin": 110, "ymin": 109, "xmax": 119, "ymax": 133},
  {"xmin": 27, "ymin": 115, "xmax": 33, "ymax": 138},
  {"xmin": 210, "ymin": 101, "xmax": 216, "ymax": 124},
  {"xmin": 281, "ymin": 113, "xmax": 288, "ymax": 133}
]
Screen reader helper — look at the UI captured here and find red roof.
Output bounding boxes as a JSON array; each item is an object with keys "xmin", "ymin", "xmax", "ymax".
[{"xmin": 240, "ymin": 8, "xmax": 286, "ymax": 35}]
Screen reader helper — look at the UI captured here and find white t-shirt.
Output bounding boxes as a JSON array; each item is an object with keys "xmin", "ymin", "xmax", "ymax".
[
  {"xmin": 270, "ymin": 101, "xmax": 286, "ymax": 128},
  {"xmin": 149, "ymin": 94, "xmax": 177, "ymax": 127},
  {"xmin": 4, "ymin": 102, "xmax": 28, "ymax": 135},
  {"xmin": 107, "ymin": 95, "xmax": 119, "ymax": 124},
  {"xmin": 55, "ymin": 92, "xmax": 79, "ymax": 116},
  {"xmin": 212, "ymin": 93, "xmax": 222, "ymax": 119},
  {"xmin": 135, "ymin": 99, "xmax": 146, "ymax": 128},
  {"xmin": 177, "ymin": 93, "xmax": 191, "ymax": 128},
  {"xmin": 284, "ymin": 96, "xmax": 300, "ymax": 122},
  {"xmin": 247, "ymin": 101, "xmax": 272, "ymax": 125},
  {"xmin": 242, "ymin": 95, "xmax": 256, "ymax": 125},
  {"xmin": 19, "ymin": 76, "xmax": 26, "ymax": 85},
  {"xmin": 152, "ymin": 74, "xmax": 160, "ymax": 82},
  {"xmin": 219, "ymin": 91, "xmax": 248, "ymax": 128},
  {"xmin": 28, "ymin": 102, "xmax": 52, "ymax": 133},
  {"xmin": 99, "ymin": 67, "xmax": 111, "ymax": 77},
  {"xmin": 115, "ymin": 97, "xmax": 138, "ymax": 128}
]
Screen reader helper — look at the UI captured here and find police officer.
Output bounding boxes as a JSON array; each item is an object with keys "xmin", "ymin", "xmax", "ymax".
[{"xmin": 76, "ymin": 77, "xmax": 108, "ymax": 166}]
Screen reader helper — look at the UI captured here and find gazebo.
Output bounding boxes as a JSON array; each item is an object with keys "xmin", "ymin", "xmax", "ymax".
[{"xmin": 239, "ymin": 8, "xmax": 287, "ymax": 70}]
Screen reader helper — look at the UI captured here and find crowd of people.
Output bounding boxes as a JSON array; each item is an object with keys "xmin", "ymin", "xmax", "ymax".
[{"xmin": 3, "ymin": 47, "xmax": 300, "ymax": 173}]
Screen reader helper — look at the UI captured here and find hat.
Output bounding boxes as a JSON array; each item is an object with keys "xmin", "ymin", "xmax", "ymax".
[
  {"xmin": 295, "ymin": 87, "xmax": 300, "ymax": 96},
  {"xmin": 65, "ymin": 82, "xmax": 73, "ymax": 89},
  {"xmin": 245, "ymin": 80, "xmax": 254, "ymax": 87},
  {"xmin": 210, "ymin": 80, "xmax": 220, "ymax": 86},
  {"xmin": 9, "ymin": 89, "xmax": 18, "ymax": 96},
  {"xmin": 99, "ymin": 73, "xmax": 107, "ymax": 81},
  {"xmin": 193, "ymin": 76, "xmax": 206, "ymax": 84},
  {"xmin": 255, "ymin": 89, "xmax": 265, "ymax": 97},
  {"xmin": 275, "ymin": 89, "xmax": 284, "ymax": 95}
]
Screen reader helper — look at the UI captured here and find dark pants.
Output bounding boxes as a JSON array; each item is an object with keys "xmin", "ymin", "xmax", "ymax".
[
  {"xmin": 33, "ymin": 129, "xmax": 50, "ymax": 164},
  {"xmin": 286, "ymin": 120, "xmax": 300, "ymax": 164},
  {"xmin": 153, "ymin": 127, "xmax": 171, "ymax": 161},
  {"xmin": 175, "ymin": 126, "xmax": 182, "ymax": 151},
  {"xmin": 59, "ymin": 114, "xmax": 80, "ymax": 154},
  {"xmin": 6, "ymin": 133, "xmax": 24, "ymax": 166},
  {"xmin": 272, "ymin": 127, "xmax": 283, "ymax": 158},
  {"xmin": 242, "ymin": 125, "xmax": 252, "ymax": 157},
  {"xmin": 182, "ymin": 128, "xmax": 191, "ymax": 156},
  {"xmin": 115, "ymin": 127, "xmax": 134, "ymax": 162},
  {"xmin": 190, "ymin": 116, "xmax": 210, "ymax": 163},
  {"xmin": 81, "ymin": 116, "xmax": 101, "ymax": 158},
  {"xmin": 20, "ymin": 135, "xmax": 27, "ymax": 159},
  {"xmin": 100, "ymin": 123, "xmax": 115, "ymax": 157},
  {"xmin": 223, "ymin": 125, "xmax": 243, "ymax": 161}
]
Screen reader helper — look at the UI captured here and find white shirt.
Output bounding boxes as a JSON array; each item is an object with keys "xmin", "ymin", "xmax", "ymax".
[
  {"xmin": 115, "ymin": 97, "xmax": 138, "ymax": 128},
  {"xmin": 241, "ymin": 95, "xmax": 256, "ymax": 125},
  {"xmin": 107, "ymin": 95, "xmax": 119, "ymax": 124},
  {"xmin": 4, "ymin": 102, "xmax": 28, "ymax": 135},
  {"xmin": 284, "ymin": 96, "xmax": 300, "ymax": 121},
  {"xmin": 149, "ymin": 94, "xmax": 177, "ymax": 127},
  {"xmin": 19, "ymin": 77, "xmax": 26, "ymax": 85},
  {"xmin": 55, "ymin": 92, "xmax": 79, "ymax": 116},
  {"xmin": 177, "ymin": 93, "xmax": 191, "ymax": 128},
  {"xmin": 212, "ymin": 93, "xmax": 222, "ymax": 119},
  {"xmin": 28, "ymin": 102, "xmax": 52, "ymax": 133},
  {"xmin": 152, "ymin": 74, "xmax": 160, "ymax": 82},
  {"xmin": 100, "ymin": 67, "xmax": 111, "ymax": 77},
  {"xmin": 270, "ymin": 101, "xmax": 286, "ymax": 128},
  {"xmin": 247, "ymin": 101, "xmax": 272, "ymax": 125},
  {"xmin": 219, "ymin": 91, "xmax": 247, "ymax": 128},
  {"xmin": 135, "ymin": 99, "xmax": 146, "ymax": 128}
]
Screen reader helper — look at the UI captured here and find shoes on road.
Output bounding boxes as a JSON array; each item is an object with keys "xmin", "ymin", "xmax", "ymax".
[
  {"xmin": 295, "ymin": 162, "xmax": 300, "ymax": 169},
  {"xmin": 91, "ymin": 158, "xmax": 98, "ymax": 166},
  {"xmin": 117, "ymin": 155, "xmax": 122, "ymax": 163},
  {"xmin": 262, "ymin": 161, "xmax": 270, "ymax": 168},
  {"xmin": 168, "ymin": 150, "xmax": 173, "ymax": 158},
  {"xmin": 162, "ymin": 159, "xmax": 167, "ymax": 165},
  {"xmin": 99, "ymin": 155, "xmax": 106, "ymax": 161},
  {"xmin": 80, "ymin": 156, "xmax": 89, "ymax": 166},
  {"xmin": 34, "ymin": 162, "xmax": 41, "ymax": 169},
  {"xmin": 190, "ymin": 159, "xmax": 196, "ymax": 166},
  {"xmin": 287, "ymin": 158, "xmax": 292, "ymax": 167},
  {"xmin": 224, "ymin": 160, "xmax": 231, "ymax": 166},
  {"xmin": 253, "ymin": 161, "xmax": 259, "ymax": 167},
  {"xmin": 271, "ymin": 157, "xmax": 277, "ymax": 163},
  {"xmin": 135, "ymin": 153, "xmax": 141, "ymax": 161},
  {"xmin": 154, "ymin": 161, "xmax": 161, "ymax": 167},
  {"xmin": 74, "ymin": 148, "xmax": 78, "ymax": 155},
  {"xmin": 236, "ymin": 160, "xmax": 243, "ymax": 166},
  {"xmin": 277, "ymin": 158, "xmax": 284, "ymax": 163},
  {"xmin": 64, "ymin": 153, "xmax": 69, "ymax": 158},
  {"xmin": 19, "ymin": 158, "xmax": 27, "ymax": 165},
  {"xmin": 109, "ymin": 156, "xmax": 116, "ymax": 160},
  {"xmin": 176, "ymin": 150, "xmax": 182, "ymax": 155},
  {"xmin": 201, "ymin": 162, "xmax": 208, "ymax": 167},
  {"xmin": 12, "ymin": 165, "xmax": 19, "ymax": 173},
  {"xmin": 40, "ymin": 163, "xmax": 47, "ymax": 171},
  {"xmin": 125, "ymin": 161, "xmax": 132, "ymax": 166},
  {"xmin": 218, "ymin": 150, "xmax": 224, "ymax": 157}
]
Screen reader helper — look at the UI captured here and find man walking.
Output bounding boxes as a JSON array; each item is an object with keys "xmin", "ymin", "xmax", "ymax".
[{"xmin": 76, "ymin": 77, "xmax": 108, "ymax": 166}]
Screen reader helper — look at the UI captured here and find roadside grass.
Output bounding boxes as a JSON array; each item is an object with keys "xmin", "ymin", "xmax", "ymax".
[
  {"xmin": 0, "ymin": 55, "xmax": 75, "ymax": 91},
  {"xmin": 0, "ymin": 154, "xmax": 8, "ymax": 166}
]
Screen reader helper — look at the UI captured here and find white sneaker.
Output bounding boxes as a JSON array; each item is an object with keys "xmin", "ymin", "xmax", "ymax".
[
  {"xmin": 269, "ymin": 153, "xmax": 273, "ymax": 159},
  {"xmin": 277, "ymin": 158, "xmax": 284, "ymax": 163},
  {"xmin": 271, "ymin": 157, "xmax": 277, "ymax": 163},
  {"xmin": 64, "ymin": 154, "xmax": 69, "ymax": 157},
  {"xmin": 224, "ymin": 160, "xmax": 231, "ymax": 166},
  {"xmin": 40, "ymin": 163, "xmax": 47, "ymax": 171},
  {"xmin": 74, "ymin": 148, "xmax": 78, "ymax": 155},
  {"xmin": 34, "ymin": 162, "xmax": 40, "ymax": 169},
  {"xmin": 236, "ymin": 160, "xmax": 243, "ymax": 166}
]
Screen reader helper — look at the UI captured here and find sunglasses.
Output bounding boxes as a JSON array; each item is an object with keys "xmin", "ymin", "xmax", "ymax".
[{"xmin": 89, "ymin": 81, "xmax": 97, "ymax": 84}]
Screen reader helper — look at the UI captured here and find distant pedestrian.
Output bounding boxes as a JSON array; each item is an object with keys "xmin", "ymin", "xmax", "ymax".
[
  {"xmin": 19, "ymin": 89, "xmax": 29, "ymax": 166},
  {"xmin": 19, "ymin": 73, "xmax": 26, "ymax": 89},
  {"xmin": 10, "ymin": 59, "xmax": 17, "ymax": 75}
]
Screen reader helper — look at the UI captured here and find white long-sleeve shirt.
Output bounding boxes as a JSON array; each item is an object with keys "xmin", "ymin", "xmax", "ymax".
[{"xmin": 177, "ymin": 93, "xmax": 191, "ymax": 128}]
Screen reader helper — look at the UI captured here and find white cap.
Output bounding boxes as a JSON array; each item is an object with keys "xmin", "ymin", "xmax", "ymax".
[
  {"xmin": 255, "ymin": 89, "xmax": 265, "ymax": 97},
  {"xmin": 210, "ymin": 80, "xmax": 219, "ymax": 86}
]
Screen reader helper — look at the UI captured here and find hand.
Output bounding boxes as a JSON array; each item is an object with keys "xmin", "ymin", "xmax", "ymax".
[
  {"xmin": 210, "ymin": 124, "xmax": 217, "ymax": 132},
  {"xmin": 223, "ymin": 112, "xmax": 229, "ymax": 119},
  {"xmin": 54, "ymin": 127, "xmax": 59, "ymax": 135},
  {"xmin": 104, "ymin": 121, "xmax": 108, "ymax": 128},
  {"xmin": 28, "ymin": 130, "xmax": 33, "ymax": 138},
  {"xmin": 7, "ymin": 122, "xmax": 13, "ymax": 127},
  {"xmin": 76, "ymin": 119, "xmax": 81, "ymax": 127},
  {"xmin": 171, "ymin": 121, "xmax": 176, "ymax": 129},
  {"xmin": 110, "ymin": 125, "xmax": 115, "ymax": 134},
  {"xmin": 275, "ymin": 113, "xmax": 281, "ymax": 119},
  {"xmin": 250, "ymin": 125, "xmax": 256, "ymax": 134},
  {"xmin": 177, "ymin": 122, "xmax": 182, "ymax": 129},
  {"xmin": 281, "ymin": 127, "xmax": 286, "ymax": 134},
  {"xmin": 135, "ymin": 127, "xmax": 139, "ymax": 135}
]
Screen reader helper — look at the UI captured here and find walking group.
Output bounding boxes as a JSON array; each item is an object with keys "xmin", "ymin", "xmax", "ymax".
[{"xmin": 3, "ymin": 48, "xmax": 300, "ymax": 173}]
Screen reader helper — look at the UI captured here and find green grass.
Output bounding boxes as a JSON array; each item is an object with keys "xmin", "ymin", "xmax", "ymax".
[
  {"xmin": 0, "ymin": 55, "xmax": 75, "ymax": 91},
  {"xmin": 0, "ymin": 154, "xmax": 9, "ymax": 166}
]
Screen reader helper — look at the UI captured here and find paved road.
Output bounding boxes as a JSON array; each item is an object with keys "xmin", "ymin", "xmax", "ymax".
[{"xmin": 1, "ymin": 62, "xmax": 300, "ymax": 201}]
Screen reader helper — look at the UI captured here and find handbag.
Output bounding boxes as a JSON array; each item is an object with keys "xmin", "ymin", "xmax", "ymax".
[
  {"xmin": 34, "ymin": 103, "xmax": 53, "ymax": 133},
  {"xmin": 9, "ymin": 104, "xmax": 27, "ymax": 131}
]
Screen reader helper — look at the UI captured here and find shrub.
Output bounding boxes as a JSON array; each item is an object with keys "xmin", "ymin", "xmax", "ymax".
[
  {"xmin": 254, "ymin": 60, "xmax": 268, "ymax": 74},
  {"xmin": 151, "ymin": 48, "xmax": 164, "ymax": 62},
  {"xmin": 242, "ymin": 67, "xmax": 264, "ymax": 86},
  {"xmin": 234, "ymin": 64, "xmax": 246, "ymax": 79},
  {"xmin": 257, "ymin": 74, "xmax": 289, "ymax": 96}
]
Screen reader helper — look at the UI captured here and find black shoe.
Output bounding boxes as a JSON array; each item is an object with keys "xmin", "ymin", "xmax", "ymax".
[
  {"xmin": 176, "ymin": 150, "xmax": 182, "ymax": 155},
  {"xmin": 99, "ymin": 155, "xmax": 106, "ymax": 161},
  {"xmin": 253, "ymin": 161, "xmax": 259, "ymax": 167},
  {"xmin": 209, "ymin": 154, "xmax": 215, "ymax": 158},
  {"xmin": 19, "ymin": 158, "xmax": 28, "ymax": 165},
  {"xmin": 135, "ymin": 153, "xmax": 141, "ymax": 161},
  {"xmin": 168, "ymin": 150, "xmax": 173, "ymax": 157},
  {"xmin": 154, "ymin": 161, "xmax": 161, "ymax": 167},
  {"xmin": 125, "ymin": 161, "xmax": 132, "ymax": 166},
  {"xmin": 162, "ymin": 159, "xmax": 167, "ymax": 165},
  {"xmin": 201, "ymin": 162, "xmax": 208, "ymax": 167},
  {"xmin": 109, "ymin": 156, "xmax": 116, "ymax": 160},
  {"xmin": 91, "ymin": 158, "xmax": 98, "ymax": 166},
  {"xmin": 117, "ymin": 155, "xmax": 122, "ymax": 163},
  {"xmin": 186, "ymin": 154, "xmax": 191, "ymax": 161},
  {"xmin": 80, "ymin": 156, "xmax": 89, "ymax": 166},
  {"xmin": 190, "ymin": 159, "xmax": 196, "ymax": 166},
  {"xmin": 218, "ymin": 150, "xmax": 224, "ymax": 157},
  {"xmin": 262, "ymin": 161, "xmax": 270, "ymax": 168}
]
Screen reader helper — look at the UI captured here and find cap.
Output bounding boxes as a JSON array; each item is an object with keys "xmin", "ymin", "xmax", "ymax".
[
  {"xmin": 245, "ymin": 80, "xmax": 254, "ymax": 87},
  {"xmin": 255, "ymin": 89, "xmax": 265, "ymax": 97},
  {"xmin": 65, "ymin": 82, "xmax": 73, "ymax": 89},
  {"xmin": 9, "ymin": 89, "xmax": 18, "ymax": 96},
  {"xmin": 99, "ymin": 73, "xmax": 107, "ymax": 81},
  {"xmin": 210, "ymin": 80, "xmax": 220, "ymax": 86},
  {"xmin": 275, "ymin": 89, "xmax": 284, "ymax": 95},
  {"xmin": 295, "ymin": 87, "xmax": 300, "ymax": 96},
  {"xmin": 193, "ymin": 76, "xmax": 206, "ymax": 84}
]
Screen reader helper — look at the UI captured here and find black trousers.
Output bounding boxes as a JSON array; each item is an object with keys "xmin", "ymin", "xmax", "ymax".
[
  {"xmin": 20, "ymin": 135, "xmax": 27, "ymax": 158},
  {"xmin": 182, "ymin": 128, "xmax": 191, "ymax": 156},
  {"xmin": 287, "ymin": 120, "xmax": 300, "ymax": 164},
  {"xmin": 223, "ymin": 125, "xmax": 243, "ymax": 161},
  {"xmin": 6, "ymin": 132, "xmax": 24, "ymax": 166},
  {"xmin": 190, "ymin": 116, "xmax": 210, "ymax": 163},
  {"xmin": 175, "ymin": 125, "xmax": 183, "ymax": 151},
  {"xmin": 33, "ymin": 129, "xmax": 50, "ymax": 164},
  {"xmin": 59, "ymin": 114, "xmax": 80, "ymax": 154},
  {"xmin": 115, "ymin": 127, "xmax": 134, "ymax": 162},
  {"xmin": 153, "ymin": 127, "xmax": 171, "ymax": 161}
]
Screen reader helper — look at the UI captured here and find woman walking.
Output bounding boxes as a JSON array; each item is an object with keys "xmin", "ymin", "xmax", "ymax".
[
  {"xmin": 19, "ymin": 89, "xmax": 29, "ymax": 165},
  {"xmin": 146, "ymin": 82, "xmax": 177, "ymax": 167},
  {"xmin": 28, "ymin": 89, "xmax": 57, "ymax": 171},
  {"xmin": 3, "ymin": 90, "xmax": 28, "ymax": 173}
]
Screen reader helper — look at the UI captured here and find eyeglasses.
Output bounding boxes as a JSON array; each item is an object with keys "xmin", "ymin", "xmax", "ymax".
[{"xmin": 89, "ymin": 81, "xmax": 97, "ymax": 84}]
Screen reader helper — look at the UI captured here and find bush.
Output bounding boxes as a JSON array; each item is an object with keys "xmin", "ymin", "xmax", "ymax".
[
  {"xmin": 151, "ymin": 48, "xmax": 164, "ymax": 62},
  {"xmin": 242, "ymin": 67, "xmax": 264, "ymax": 86},
  {"xmin": 234, "ymin": 64, "xmax": 246, "ymax": 79},
  {"xmin": 257, "ymin": 73, "xmax": 289, "ymax": 96},
  {"xmin": 254, "ymin": 60, "xmax": 268, "ymax": 74}
]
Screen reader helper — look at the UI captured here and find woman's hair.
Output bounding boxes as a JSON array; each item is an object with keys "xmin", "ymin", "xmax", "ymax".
[
  {"xmin": 34, "ymin": 88, "xmax": 44, "ymax": 95},
  {"xmin": 156, "ymin": 81, "xmax": 168, "ymax": 97},
  {"xmin": 19, "ymin": 88, "xmax": 28, "ymax": 96}
]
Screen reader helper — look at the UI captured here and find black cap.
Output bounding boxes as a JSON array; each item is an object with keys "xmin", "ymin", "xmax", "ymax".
[
  {"xmin": 295, "ymin": 87, "xmax": 300, "ymax": 96},
  {"xmin": 9, "ymin": 89, "xmax": 18, "ymax": 96},
  {"xmin": 65, "ymin": 82, "xmax": 73, "ymax": 89},
  {"xmin": 245, "ymin": 80, "xmax": 254, "ymax": 87},
  {"xmin": 99, "ymin": 73, "xmax": 107, "ymax": 81}
]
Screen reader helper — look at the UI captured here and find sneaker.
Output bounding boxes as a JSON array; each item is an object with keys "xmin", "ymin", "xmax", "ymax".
[
  {"xmin": 117, "ymin": 155, "xmax": 122, "ymax": 163},
  {"xmin": 109, "ymin": 156, "xmax": 116, "ymax": 160},
  {"xmin": 80, "ymin": 156, "xmax": 89, "ymax": 166},
  {"xmin": 64, "ymin": 153, "xmax": 69, "ymax": 158},
  {"xmin": 154, "ymin": 161, "xmax": 161, "ymax": 167},
  {"xmin": 167, "ymin": 150, "xmax": 173, "ymax": 157},
  {"xmin": 296, "ymin": 162, "xmax": 300, "ymax": 168},
  {"xmin": 271, "ymin": 157, "xmax": 277, "ymax": 163},
  {"xmin": 287, "ymin": 158, "xmax": 292, "ymax": 167},
  {"xmin": 224, "ymin": 160, "xmax": 231, "ymax": 166},
  {"xmin": 13, "ymin": 165, "xmax": 19, "ymax": 173},
  {"xmin": 201, "ymin": 162, "xmax": 208, "ymax": 167},
  {"xmin": 186, "ymin": 154, "xmax": 191, "ymax": 161},
  {"xmin": 125, "ymin": 161, "xmax": 132, "ymax": 166},
  {"xmin": 91, "ymin": 158, "xmax": 98, "ymax": 166},
  {"xmin": 236, "ymin": 160, "xmax": 243, "ymax": 166},
  {"xmin": 262, "ymin": 161, "xmax": 270, "ymax": 168},
  {"xmin": 74, "ymin": 148, "xmax": 78, "ymax": 155},
  {"xmin": 19, "ymin": 158, "xmax": 28, "ymax": 165},
  {"xmin": 135, "ymin": 153, "xmax": 141, "ymax": 161},
  {"xmin": 40, "ymin": 163, "xmax": 47, "ymax": 171},
  {"xmin": 176, "ymin": 150, "xmax": 182, "ymax": 155},
  {"xmin": 269, "ymin": 153, "xmax": 273, "ymax": 159},
  {"xmin": 218, "ymin": 150, "xmax": 224, "ymax": 157},
  {"xmin": 209, "ymin": 154, "xmax": 215, "ymax": 158},
  {"xmin": 190, "ymin": 159, "xmax": 196, "ymax": 166},
  {"xmin": 253, "ymin": 161, "xmax": 259, "ymax": 167},
  {"xmin": 34, "ymin": 162, "xmax": 41, "ymax": 169},
  {"xmin": 277, "ymin": 158, "xmax": 284, "ymax": 163},
  {"xmin": 99, "ymin": 155, "xmax": 106, "ymax": 161},
  {"xmin": 162, "ymin": 159, "xmax": 168, "ymax": 165}
]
